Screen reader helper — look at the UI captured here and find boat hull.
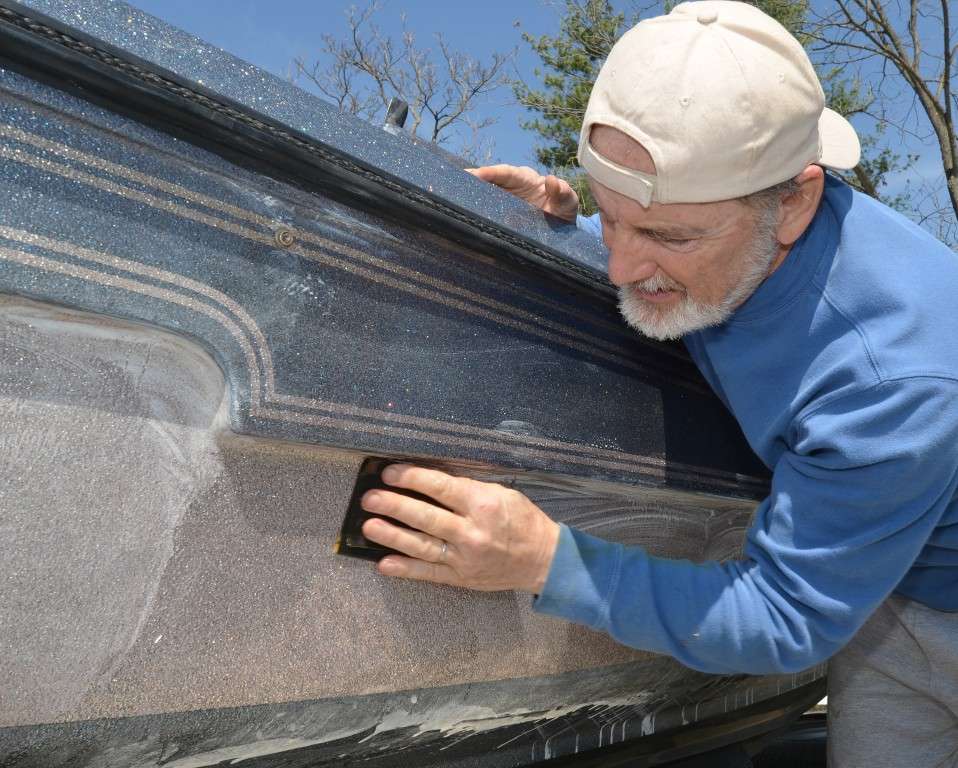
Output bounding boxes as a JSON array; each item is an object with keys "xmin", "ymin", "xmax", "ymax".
[{"xmin": 0, "ymin": 2, "xmax": 822, "ymax": 765}]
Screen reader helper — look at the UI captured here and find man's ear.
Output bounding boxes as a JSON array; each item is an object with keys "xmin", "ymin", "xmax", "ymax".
[{"xmin": 777, "ymin": 165, "xmax": 825, "ymax": 247}]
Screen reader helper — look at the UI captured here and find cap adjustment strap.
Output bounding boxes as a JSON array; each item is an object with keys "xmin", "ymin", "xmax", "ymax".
[{"xmin": 578, "ymin": 141, "xmax": 657, "ymax": 207}]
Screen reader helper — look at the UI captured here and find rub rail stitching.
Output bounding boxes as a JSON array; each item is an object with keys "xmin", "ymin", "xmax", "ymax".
[{"xmin": 0, "ymin": 5, "xmax": 611, "ymax": 294}]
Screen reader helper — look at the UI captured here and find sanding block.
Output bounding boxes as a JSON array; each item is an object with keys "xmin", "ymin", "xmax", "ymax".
[{"xmin": 335, "ymin": 456, "xmax": 446, "ymax": 561}]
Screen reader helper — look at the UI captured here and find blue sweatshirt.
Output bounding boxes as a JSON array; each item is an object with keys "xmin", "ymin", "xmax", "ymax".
[{"xmin": 536, "ymin": 177, "xmax": 958, "ymax": 674}]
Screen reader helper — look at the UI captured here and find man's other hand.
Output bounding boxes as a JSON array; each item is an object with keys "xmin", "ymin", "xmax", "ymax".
[
  {"xmin": 466, "ymin": 165, "xmax": 579, "ymax": 222},
  {"xmin": 360, "ymin": 464, "xmax": 561, "ymax": 594}
]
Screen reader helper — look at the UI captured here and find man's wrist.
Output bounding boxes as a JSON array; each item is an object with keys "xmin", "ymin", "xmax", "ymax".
[{"xmin": 526, "ymin": 519, "xmax": 561, "ymax": 594}]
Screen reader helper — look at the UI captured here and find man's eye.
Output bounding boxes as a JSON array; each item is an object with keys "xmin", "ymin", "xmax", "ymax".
[{"xmin": 648, "ymin": 232, "xmax": 693, "ymax": 247}]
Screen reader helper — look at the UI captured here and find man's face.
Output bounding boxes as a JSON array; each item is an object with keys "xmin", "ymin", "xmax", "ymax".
[{"xmin": 588, "ymin": 126, "xmax": 782, "ymax": 340}]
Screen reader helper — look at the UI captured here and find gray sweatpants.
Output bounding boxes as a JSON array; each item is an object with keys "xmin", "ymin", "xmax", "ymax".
[{"xmin": 828, "ymin": 594, "xmax": 958, "ymax": 767}]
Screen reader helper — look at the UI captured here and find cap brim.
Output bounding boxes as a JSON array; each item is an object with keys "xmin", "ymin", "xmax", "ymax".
[{"xmin": 818, "ymin": 108, "xmax": 861, "ymax": 170}]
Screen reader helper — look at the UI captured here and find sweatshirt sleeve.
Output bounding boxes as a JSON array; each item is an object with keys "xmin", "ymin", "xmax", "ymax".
[
  {"xmin": 534, "ymin": 377, "xmax": 958, "ymax": 674},
  {"xmin": 576, "ymin": 212, "xmax": 603, "ymax": 239}
]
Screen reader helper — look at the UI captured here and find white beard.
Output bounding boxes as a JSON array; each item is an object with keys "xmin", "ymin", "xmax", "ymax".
[{"xmin": 618, "ymin": 210, "xmax": 780, "ymax": 340}]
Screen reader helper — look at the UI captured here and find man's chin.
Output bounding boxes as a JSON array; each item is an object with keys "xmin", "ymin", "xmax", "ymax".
[
  {"xmin": 618, "ymin": 289, "xmax": 729, "ymax": 340},
  {"xmin": 620, "ymin": 313, "xmax": 687, "ymax": 341}
]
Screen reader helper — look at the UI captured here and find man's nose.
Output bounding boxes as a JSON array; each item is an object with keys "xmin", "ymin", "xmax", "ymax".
[{"xmin": 606, "ymin": 245, "xmax": 660, "ymax": 287}]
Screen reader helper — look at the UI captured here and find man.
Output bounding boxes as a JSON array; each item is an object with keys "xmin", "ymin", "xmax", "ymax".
[{"xmin": 358, "ymin": 2, "xmax": 958, "ymax": 765}]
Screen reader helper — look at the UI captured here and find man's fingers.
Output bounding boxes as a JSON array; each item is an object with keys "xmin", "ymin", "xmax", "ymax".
[
  {"xmin": 465, "ymin": 164, "xmax": 516, "ymax": 187},
  {"xmin": 362, "ymin": 517, "xmax": 449, "ymax": 562},
  {"xmin": 543, "ymin": 175, "xmax": 579, "ymax": 221},
  {"xmin": 381, "ymin": 465, "xmax": 473, "ymax": 513},
  {"xmin": 361, "ymin": 489, "xmax": 465, "ymax": 542},
  {"xmin": 377, "ymin": 554, "xmax": 459, "ymax": 585},
  {"xmin": 543, "ymin": 173, "xmax": 561, "ymax": 197}
]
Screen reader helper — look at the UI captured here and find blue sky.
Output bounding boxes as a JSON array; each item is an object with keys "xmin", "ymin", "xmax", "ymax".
[
  {"xmin": 127, "ymin": 0, "xmax": 562, "ymax": 164},
  {"xmin": 127, "ymin": 0, "xmax": 946, "ymax": 231}
]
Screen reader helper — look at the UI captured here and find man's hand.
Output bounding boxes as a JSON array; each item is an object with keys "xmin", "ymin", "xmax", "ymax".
[
  {"xmin": 466, "ymin": 165, "xmax": 579, "ymax": 222},
  {"xmin": 360, "ymin": 464, "xmax": 561, "ymax": 593}
]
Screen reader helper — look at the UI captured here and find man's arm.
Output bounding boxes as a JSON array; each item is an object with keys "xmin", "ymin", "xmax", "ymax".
[
  {"xmin": 364, "ymin": 376, "xmax": 958, "ymax": 675},
  {"xmin": 535, "ymin": 376, "xmax": 958, "ymax": 673}
]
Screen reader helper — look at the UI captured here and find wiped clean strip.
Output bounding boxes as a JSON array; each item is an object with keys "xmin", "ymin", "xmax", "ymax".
[
  {"xmin": 0, "ymin": 243, "xmax": 672, "ymax": 480},
  {"xmin": 0, "ymin": 225, "xmax": 765, "ymax": 490},
  {"xmin": 0, "ymin": 227, "xmax": 764, "ymax": 489},
  {"xmin": 0, "ymin": 120, "xmax": 686, "ymax": 383}
]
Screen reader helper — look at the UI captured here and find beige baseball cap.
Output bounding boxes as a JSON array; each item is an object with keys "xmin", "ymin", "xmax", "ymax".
[{"xmin": 577, "ymin": 0, "xmax": 861, "ymax": 206}]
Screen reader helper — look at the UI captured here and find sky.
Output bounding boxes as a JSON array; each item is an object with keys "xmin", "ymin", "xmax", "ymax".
[
  {"xmin": 126, "ymin": 0, "xmax": 947, "ymax": 232},
  {"xmin": 127, "ymin": 0, "xmax": 563, "ymax": 165}
]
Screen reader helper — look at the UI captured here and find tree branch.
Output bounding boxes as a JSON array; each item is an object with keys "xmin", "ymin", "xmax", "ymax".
[{"xmin": 291, "ymin": 0, "xmax": 511, "ymax": 157}]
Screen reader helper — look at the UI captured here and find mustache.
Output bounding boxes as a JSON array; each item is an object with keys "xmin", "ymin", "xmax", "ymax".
[{"xmin": 630, "ymin": 273, "xmax": 684, "ymax": 293}]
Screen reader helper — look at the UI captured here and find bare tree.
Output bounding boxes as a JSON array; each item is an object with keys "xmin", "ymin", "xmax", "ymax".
[
  {"xmin": 292, "ymin": 2, "xmax": 513, "ymax": 163},
  {"xmin": 808, "ymin": 0, "xmax": 957, "ymax": 240}
]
